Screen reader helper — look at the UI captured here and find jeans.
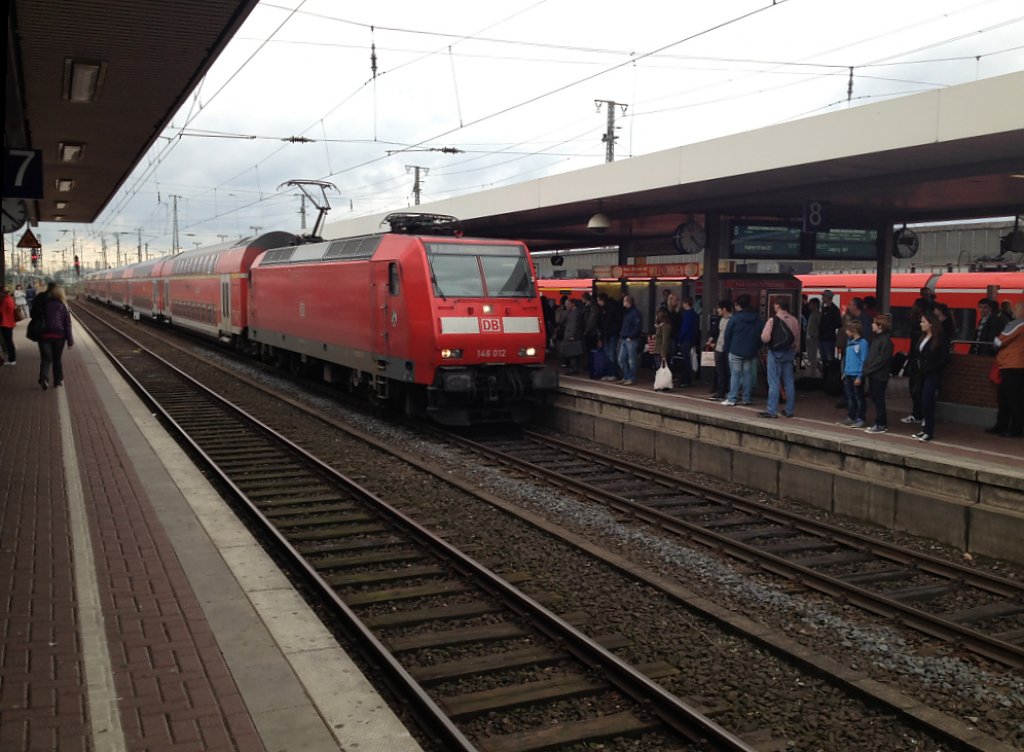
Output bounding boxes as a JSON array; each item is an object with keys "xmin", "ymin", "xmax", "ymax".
[
  {"xmin": 38, "ymin": 339, "xmax": 67, "ymax": 385},
  {"xmin": 726, "ymin": 354, "xmax": 756, "ymax": 403},
  {"xmin": 868, "ymin": 376, "xmax": 888, "ymax": 427},
  {"xmin": 766, "ymin": 350, "xmax": 795, "ymax": 416},
  {"xmin": 819, "ymin": 339, "xmax": 837, "ymax": 364},
  {"xmin": 675, "ymin": 342, "xmax": 694, "ymax": 385},
  {"xmin": 604, "ymin": 335, "xmax": 620, "ymax": 378},
  {"xmin": 843, "ymin": 375, "xmax": 866, "ymax": 422},
  {"xmin": 920, "ymin": 371, "xmax": 941, "ymax": 438},
  {"xmin": 618, "ymin": 337, "xmax": 639, "ymax": 382},
  {"xmin": 712, "ymin": 350, "xmax": 730, "ymax": 397}
]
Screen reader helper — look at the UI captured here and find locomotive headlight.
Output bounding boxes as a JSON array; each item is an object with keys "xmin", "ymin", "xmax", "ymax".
[
  {"xmin": 440, "ymin": 348, "xmax": 463, "ymax": 359},
  {"xmin": 482, "ymin": 304, "xmax": 493, "ymax": 314},
  {"xmin": 519, "ymin": 347, "xmax": 537, "ymax": 357}
]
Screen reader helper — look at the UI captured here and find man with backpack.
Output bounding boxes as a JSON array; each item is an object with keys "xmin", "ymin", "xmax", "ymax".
[{"xmin": 759, "ymin": 298, "xmax": 801, "ymax": 418}]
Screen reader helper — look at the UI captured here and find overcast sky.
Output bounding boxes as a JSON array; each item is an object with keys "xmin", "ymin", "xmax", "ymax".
[{"xmin": 33, "ymin": 0, "xmax": 1024, "ymax": 266}]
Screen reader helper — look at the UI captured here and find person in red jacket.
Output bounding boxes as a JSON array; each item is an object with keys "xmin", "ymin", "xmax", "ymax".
[
  {"xmin": 987, "ymin": 301, "xmax": 1024, "ymax": 438},
  {"xmin": 1, "ymin": 286, "xmax": 17, "ymax": 365}
]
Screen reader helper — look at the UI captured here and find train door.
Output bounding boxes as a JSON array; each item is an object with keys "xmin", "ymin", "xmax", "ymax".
[
  {"xmin": 164, "ymin": 280, "xmax": 171, "ymax": 318},
  {"xmin": 373, "ymin": 261, "xmax": 396, "ymax": 358},
  {"xmin": 220, "ymin": 276, "xmax": 231, "ymax": 332}
]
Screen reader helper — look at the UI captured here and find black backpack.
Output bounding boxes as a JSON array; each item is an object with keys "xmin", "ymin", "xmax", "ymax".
[{"xmin": 769, "ymin": 316, "xmax": 795, "ymax": 351}]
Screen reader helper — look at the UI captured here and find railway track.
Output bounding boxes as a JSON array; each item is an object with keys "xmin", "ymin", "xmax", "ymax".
[
  {"xmin": 75, "ymin": 306, "xmax": 756, "ymax": 751},
  {"xmin": 73, "ymin": 301, "xmax": 1022, "ymax": 751},
  {"xmin": 448, "ymin": 430, "xmax": 1024, "ymax": 671}
]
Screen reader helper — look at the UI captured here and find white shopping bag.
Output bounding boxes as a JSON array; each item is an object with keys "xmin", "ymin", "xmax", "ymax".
[{"xmin": 654, "ymin": 363, "xmax": 673, "ymax": 391}]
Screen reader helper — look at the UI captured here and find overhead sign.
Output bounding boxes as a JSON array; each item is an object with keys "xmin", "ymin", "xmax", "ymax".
[
  {"xmin": 730, "ymin": 222, "xmax": 880, "ymax": 260},
  {"xmin": 730, "ymin": 223, "xmax": 802, "ymax": 258},
  {"xmin": 814, "ymin": 228, "xmax": 878, "ymax": 260},
  {"xmin": 609, "ymin": 262, "xmax": 701, "ymax": 278},
  {"xmin": 4, "ymin": 148, "xmax": 44, "ymax": 199}
]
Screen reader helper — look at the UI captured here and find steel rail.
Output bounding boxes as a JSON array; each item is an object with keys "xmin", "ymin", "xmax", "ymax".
[
  {"xmin": 453, "ymin": 430, "xmax": 1024, "ymax": 670},
  {"xmin": 76, "ymin": 309, "xmax": 758, "ymax": 752}
]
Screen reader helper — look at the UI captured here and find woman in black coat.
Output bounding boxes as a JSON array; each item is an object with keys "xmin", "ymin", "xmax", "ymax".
[{"xmin": 913, "ymin": 312, "xmax": 949, "ymax": 442}]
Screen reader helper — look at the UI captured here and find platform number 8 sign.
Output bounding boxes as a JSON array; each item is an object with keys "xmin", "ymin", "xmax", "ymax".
[{"xmin": 802, "ymin": 200, "xmax": 830, "ymax": 233}]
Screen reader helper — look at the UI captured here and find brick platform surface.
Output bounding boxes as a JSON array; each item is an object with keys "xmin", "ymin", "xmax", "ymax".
[{"xmin": 1, "ymin": 325, "xmax": 263, "ymax": 751}]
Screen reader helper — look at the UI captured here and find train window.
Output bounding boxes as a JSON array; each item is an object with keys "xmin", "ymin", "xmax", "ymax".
[
  {"xmin": 388, "ymin": 262, "xmax": 400, "ymax": 295},
  {"xmin": 425, "ymin": 242, "xmax": 535, "ymax": 298},
  {"xmin": 480, "ymin": 254, "xmax": 533, "ymax": 297}
]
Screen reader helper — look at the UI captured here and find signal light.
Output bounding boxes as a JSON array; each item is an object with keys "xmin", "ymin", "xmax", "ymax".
[
  {"xmin": 31, "ymin": 250, "xmax": 39, "ymax": 269},
  {"xmin": 74, "ymin": 255, "xmax": 81, "ymax": 276}
]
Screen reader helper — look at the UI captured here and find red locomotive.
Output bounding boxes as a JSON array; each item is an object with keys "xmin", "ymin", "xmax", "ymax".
[{"xmin": 85, "ymin": 213, "xmax": 557, "ymax": 425}]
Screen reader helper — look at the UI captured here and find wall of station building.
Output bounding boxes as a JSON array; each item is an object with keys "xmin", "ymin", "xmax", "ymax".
[{"xmin": 533, "ymin": 219, "xmax": 1019, "ymax": 279}]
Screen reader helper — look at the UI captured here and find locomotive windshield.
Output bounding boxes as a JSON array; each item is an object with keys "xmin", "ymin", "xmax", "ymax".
[{"xmin": 425, "ymin": 242, "xmax": 535, "ymax": 298}]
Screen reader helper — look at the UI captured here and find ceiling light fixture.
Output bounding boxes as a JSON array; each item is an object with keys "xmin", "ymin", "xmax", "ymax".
[
  {"xmin": 59, "ymin": 142, "xmax": 84, "ymax": 161},
  {"xmin": 64, "ymin": 59, "xmax": 104, "ymax": 103},
  {"xmin": 55, "ymin": 201, "xmax": 68, "ymax": 210},
  {"xmin": 56, "ymin": 178, "xmax": 75, "ymax": 192}
]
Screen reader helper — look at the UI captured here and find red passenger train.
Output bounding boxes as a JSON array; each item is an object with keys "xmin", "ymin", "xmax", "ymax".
[{"xmin": 84, "ymin": 216, "xmax": 557, "ymax": 425}]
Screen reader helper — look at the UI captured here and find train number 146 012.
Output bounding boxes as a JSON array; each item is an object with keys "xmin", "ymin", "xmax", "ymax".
[{"xmin": 476, "ymin": 348, "xmax": 507, "ymax": 358}]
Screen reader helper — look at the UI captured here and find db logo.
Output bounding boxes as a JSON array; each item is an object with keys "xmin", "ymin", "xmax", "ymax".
[{"xmin": 481, "ymin": 318, "xmax": 502, "ymax": 332}]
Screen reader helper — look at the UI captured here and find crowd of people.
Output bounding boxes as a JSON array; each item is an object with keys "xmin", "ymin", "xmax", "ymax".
[
  {"xmin": 541, "ymin": 286, "xmax": 1023, "ymax": 442},
  {"xmin": 0, "ymin": 281, "xmax": 75, "ymax": 389}
]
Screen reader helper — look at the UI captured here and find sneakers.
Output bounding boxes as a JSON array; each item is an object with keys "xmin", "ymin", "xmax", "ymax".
[
  {"xmin": 782, "ymin": 412, "xmax": 794, "ymax": 418},
  {"xmin": 621, "ymin": 379, "xmax": 635, "ymax": 386},
  {"xmin": 849, "ymin": 420, "xmax": 866, "ymax": 428},
  {"xmin": 864, "ymin": 425, "xmax": 888, "ymax": 433},
  {"xmin": 707, "ymin": 394, "xmax": 723, "ymax": 401},
  {"xmin": 913, "ymin": 432, "xmax": 933, "ymax": 442},
  {"xmin": 721, "ymin": 399, "xmax": 738, "ymax": 406},
  {"xmin": 2, "ymin": 361, "xmax": 15, "ymax": 366},
  {"xmin": 900, "ymin": 415, "xmax": 920, "ymax": 424},
  {"xmin": 757, "ymin": 411, "xmax": 778, "ymax": 418}
]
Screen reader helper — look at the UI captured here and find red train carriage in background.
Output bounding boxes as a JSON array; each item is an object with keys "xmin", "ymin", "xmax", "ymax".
[
  {"xmin": 84, "ymin": 215, "xmax": 556, "ymax": 425},
  {"xmin": 798, "ymin": 271, "xmax": 1024, "ymax": 351},
  {"xmin": 248, "ymin": 216, "xmax": 555, "ymax": 424}
]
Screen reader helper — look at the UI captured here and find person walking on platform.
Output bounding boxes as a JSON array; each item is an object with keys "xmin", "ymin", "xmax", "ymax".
[
  {"xmin": 721, "ymin": 294, "xmax": 762, "ymax": 407},
  {"xmin": 617, "ymin": 295, "xmax": 642, "ymax": 386},
  {"xmin": 841, "ymin": 320, "xmax": 868, "ymax": 428},
  {"xmin": 37, "ymin": 284, "xmax": 74, "ymax": 390},
  {"xmin": 913, "ymin": 312, "xmax": 950, "ymax": 442},
  {"xmin": 862, "ymin": 316, "xmax": 894, "ymax": 433},
  {"xmin": 14, "ymin": 284, "xmax": 29, "ymax": 319},
  {"xmin": 759, "ymin": 298, "xmax": 799, "ymax": 418},
  {"xmin": 987, "ymin": 301, "xmax": 1024, "ymax": 438},
  {"xmin": 1, "ymin": 286, "xmax": 17, "ymax": 365}
]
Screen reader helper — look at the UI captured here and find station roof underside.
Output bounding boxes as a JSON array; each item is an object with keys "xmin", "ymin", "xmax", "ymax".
[{"xmin": 6, "ymin": 0, "xmax": 262, "ymax": 225}]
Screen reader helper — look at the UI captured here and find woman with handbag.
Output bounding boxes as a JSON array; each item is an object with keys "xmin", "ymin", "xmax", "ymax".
[
  {"xmin": 653, "ymin": 308, "xmax": 674, "ymax": 391},
  {"xmin": 1, "ymin": 286, "xmax": 17, "ymax": 365},
  {"xmin": 36, "ymin": 284, "xmax": 74, "ymax": 390}
]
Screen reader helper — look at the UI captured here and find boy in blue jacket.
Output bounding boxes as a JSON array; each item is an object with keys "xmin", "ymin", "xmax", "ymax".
[{"xmin": 842, "ymin": 319, "xmax": 868, "ymax": 427}]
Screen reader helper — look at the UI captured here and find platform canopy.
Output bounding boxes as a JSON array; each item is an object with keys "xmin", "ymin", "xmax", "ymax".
[
  {"xmin": 6, "ymin": 0, "xmax": 262, "ymax": 225},
  {"xmin": 323, "ymin": 72, "xmax": 1024, "ymax": 252}
]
